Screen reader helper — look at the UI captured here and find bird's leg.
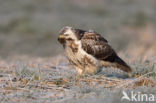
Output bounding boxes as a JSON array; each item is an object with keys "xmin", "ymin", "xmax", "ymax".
[
  {"xmin": 75, "ymin": 67, "xmax": 84, "ymax": 80},
  {"xmin": 76, "ymin": 67, "xmax": 83, "ymax": 75},
  {"xmin": 84, "ymin": 66, "xmax": 100, "ymax": 75}
]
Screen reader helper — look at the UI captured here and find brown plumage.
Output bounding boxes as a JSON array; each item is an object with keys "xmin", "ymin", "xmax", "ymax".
[
  {"xmin": 81, "ymin": 32, "xmax": 131, "ymax": 73},
  {"xmin": 58, "ymin": 26, "xmax": 132, "ymax": 75}
]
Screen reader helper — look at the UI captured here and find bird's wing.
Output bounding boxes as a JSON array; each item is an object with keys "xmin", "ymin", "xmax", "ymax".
[{"xmin": 81, "ymin": 32, "xmax": 116, "ymax": 61}]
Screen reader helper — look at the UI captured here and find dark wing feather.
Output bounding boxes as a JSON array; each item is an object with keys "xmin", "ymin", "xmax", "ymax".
[
  {"xmin": 81, "ymin": 32, "xmax": 132, "ymax": 73},
  {"xmin": 81, "ymin": 32, "xmax": 116, "ymax": 61}
]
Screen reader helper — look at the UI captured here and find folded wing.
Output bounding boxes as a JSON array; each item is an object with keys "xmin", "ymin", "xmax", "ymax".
[
  {"xmin": 81, "ymin": 32, "xmax": 131, "ymax": 73},
  {"xmin": 81, "ymin": 32, "xmax": 116, "ymax": 61}
]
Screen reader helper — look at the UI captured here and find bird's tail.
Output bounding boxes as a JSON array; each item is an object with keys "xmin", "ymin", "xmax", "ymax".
[
  {"xmin": 100, "ymin": 56, "xmax": 132, "ymax": 73},
  {"xmin": 114, "ymin": 56, "xmax": 132, "ymax": 73}
]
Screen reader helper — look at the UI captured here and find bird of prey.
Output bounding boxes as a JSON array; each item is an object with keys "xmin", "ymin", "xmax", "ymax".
[{"xmin": 58, "ymin": 26, "xmax": 132, "ymax": 75}]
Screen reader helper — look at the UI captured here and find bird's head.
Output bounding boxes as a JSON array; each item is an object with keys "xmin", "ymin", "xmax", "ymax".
[{"xmin": 58, "ymin": 26, "xmax": 85, "ymax": 45}]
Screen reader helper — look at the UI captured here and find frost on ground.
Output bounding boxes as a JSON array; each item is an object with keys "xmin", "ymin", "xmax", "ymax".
[
  {"xmin": 0, "ymin": 0, "xmax": 156, "ymax": 102},
  {"xmin": 0, "ymin": 55, "xmax": 155, "ymax": 103}
]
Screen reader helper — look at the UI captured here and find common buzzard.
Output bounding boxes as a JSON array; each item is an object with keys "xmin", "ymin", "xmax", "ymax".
[{"xmin": 58, "ymin": 26, "xmax": 132, "ymax": 75}]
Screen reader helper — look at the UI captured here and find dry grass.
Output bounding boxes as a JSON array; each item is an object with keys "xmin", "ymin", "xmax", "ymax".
[
  {"xmin": 0, "ymin": 54, "xmax": 155, "ymax": 103},
  {"xmin": 0, "ymin": 0, "xmax": 156, "ymax": 103}
]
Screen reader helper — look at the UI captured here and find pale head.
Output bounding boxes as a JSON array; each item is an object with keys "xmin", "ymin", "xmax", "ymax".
[{"xmin": 58, "ymin": 26, "xmax": 85, "ymax": 45}]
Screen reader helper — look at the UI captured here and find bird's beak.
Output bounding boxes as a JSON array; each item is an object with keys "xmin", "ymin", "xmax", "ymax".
[
  {"xmin": 58, "ymin": 34, "xmax": 66, "ymax": 44},
  {"xmin": 58, "ymin": 35, "xmax": 64, "ymax": 39}
]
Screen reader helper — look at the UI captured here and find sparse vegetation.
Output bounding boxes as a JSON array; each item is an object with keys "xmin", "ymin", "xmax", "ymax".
[
  {"xmin": 0, "ymin": 0, "xmax": 155, "ymax": 103},
  {"xmin": 0, "ymin": 55, "xmax": 155, "ymax": 103}
]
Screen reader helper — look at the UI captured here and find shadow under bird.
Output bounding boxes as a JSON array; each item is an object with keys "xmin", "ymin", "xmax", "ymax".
[{"xmin": 58, "ymin": 26, "xmax": 132, "ymax": 76}]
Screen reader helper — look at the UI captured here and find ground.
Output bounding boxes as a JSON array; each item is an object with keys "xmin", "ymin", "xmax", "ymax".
[
  {"xmin": 0, "ymin": 55, "xmax": 155, "ymax": 103},
  {"xmin": 0, "ymin": 0, "xmax": 156, "ymax": 103}
]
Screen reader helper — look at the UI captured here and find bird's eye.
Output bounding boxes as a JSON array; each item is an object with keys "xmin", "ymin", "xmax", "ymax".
[
  {"xmin": 67, "ymin": 38, "xmax": 73, "ymax": 41},
  {"xmin": 64, "ymin": 34, "xmax": 68, "ymax": 36}
]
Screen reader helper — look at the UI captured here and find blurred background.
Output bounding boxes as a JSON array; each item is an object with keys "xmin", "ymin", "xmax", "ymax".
[{"xmin": 0, "ymin": 0, "xmax": 155, "ymax": 59}]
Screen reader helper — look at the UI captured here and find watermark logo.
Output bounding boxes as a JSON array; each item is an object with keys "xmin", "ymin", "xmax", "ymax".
[
  {"xmin": 121, "ymin": 91, "xmax": 130, "ymax": 101},
  {"xmin": 121, "ymin": 91, "xmax": 155, "ymax": 102}
]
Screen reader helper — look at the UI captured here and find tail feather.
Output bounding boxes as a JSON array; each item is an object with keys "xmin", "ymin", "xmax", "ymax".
[
  {"xmin": 100, "ymin": 56, "xmax": 132, "ymax": 73},
  {"xmin": 114, "ymin": 56, "xmax": 132, "ymax": 73}
]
